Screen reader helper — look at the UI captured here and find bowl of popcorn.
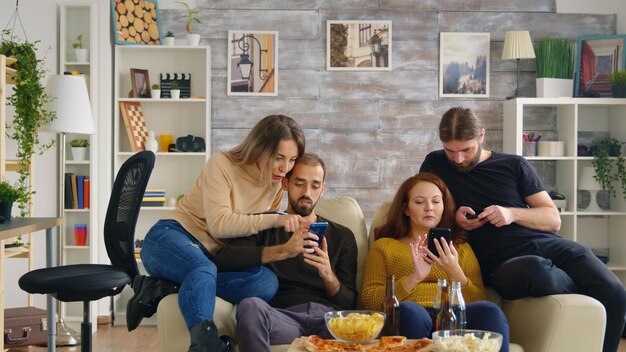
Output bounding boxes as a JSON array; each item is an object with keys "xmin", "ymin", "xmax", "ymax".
[
  {"xmin": 324, "ymin": 310, "xmax": 386, "ymax": 343},
  {"xmin": 432, "ymin": 329, "xmax": 503, "ymax": 352}
]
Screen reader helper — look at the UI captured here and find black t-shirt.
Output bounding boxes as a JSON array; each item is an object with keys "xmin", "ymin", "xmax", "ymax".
[{"xmin": 420, "ymin": 150, "xmax": 557, "ymax": 273}]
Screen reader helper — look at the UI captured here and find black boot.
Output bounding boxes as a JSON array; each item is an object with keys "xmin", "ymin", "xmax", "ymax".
[
  {"xmin": 189, "ymin": 320, "xmax": 222, "ymax": 352},
  {"xmin": 126, "ymin": 275, "xmax": 180, "ymax": 331},
  {"xmin": 220, "ymin": 335, "xmax": 235, "ymax": 352}
]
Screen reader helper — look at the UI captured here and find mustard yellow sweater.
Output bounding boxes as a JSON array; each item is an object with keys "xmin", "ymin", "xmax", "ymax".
[
  {"xmin": 361, "ymin": 237, "xmax": 486, "ymax": 311},
  {"xmin": 168, "ymin": 152, "xmax": 284, "ymax": 254}
]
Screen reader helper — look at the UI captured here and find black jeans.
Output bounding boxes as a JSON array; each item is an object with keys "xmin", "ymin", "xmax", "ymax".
[{"xmin": 490, "ymin": 238, "xmax": 626, "ymax": 352}]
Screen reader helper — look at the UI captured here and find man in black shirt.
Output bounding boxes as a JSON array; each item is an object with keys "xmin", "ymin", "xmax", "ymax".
[
  {"xmin": 420, "ymin": 106, "xmax": 626, "ymax": 352},
  {"xmin": 214, "ymin": 154, "xmax": 357, "ymax": 351}
]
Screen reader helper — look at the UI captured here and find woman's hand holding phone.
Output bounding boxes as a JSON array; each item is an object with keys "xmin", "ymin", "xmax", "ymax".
[{"xmin": 426, "ymin": 229, "xmax": 467, "ymax": 284}]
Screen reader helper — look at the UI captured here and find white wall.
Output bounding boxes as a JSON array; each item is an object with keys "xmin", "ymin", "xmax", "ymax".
[
  {"xmin": 557, "ymin": 0, "xmax": 626, "ymax": 33},
  {"xmin": 0, "ymin": 0, "xmax": 623, "ymax": 314}
]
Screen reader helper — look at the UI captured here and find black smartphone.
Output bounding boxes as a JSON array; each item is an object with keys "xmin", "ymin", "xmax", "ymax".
[
  {"xmin": 427, "ymin": 228, "xmax": 452, "ymax": 254},
  {"xmin": 305, "ymin": 222, "xmax": 328, "ymax": 248},
  {"xmin": 465, "ymin": 208, "xmax": 483, "ymax": 219}
]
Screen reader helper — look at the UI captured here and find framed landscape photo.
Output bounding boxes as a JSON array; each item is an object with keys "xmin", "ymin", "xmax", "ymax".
[
  {"xmin": 327, "ymin": 20, "xmax": 392, "ymax": 71},
  {"xmin": 130, "ymin": 68, "xmax": 151, "ymax": 98},
  {"xmin": 574, "ymin": 34, "xmax": 626, "ymax": 97},
  {"xmin": 439, "ymin": 32, "xmax": 490, "ymax": 98},
  {"xmin": 227, "ymin": 30, "xmax": 278, "ymax": 96}
]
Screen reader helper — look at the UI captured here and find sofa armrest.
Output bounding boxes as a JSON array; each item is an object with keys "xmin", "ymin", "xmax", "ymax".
[{"xmin": 501, "ymin": 294, "xmax": 605, "ymax": 352}]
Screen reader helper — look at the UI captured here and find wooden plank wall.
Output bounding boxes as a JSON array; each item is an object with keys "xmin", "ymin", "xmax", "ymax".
[{"xmin": 160, "ymin": 0, "xmax": 615, "ymax": 223}]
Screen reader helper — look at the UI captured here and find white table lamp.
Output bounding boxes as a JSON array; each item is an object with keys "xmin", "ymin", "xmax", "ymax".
[
  {"xmin": 502, "ymin": 30, "xmax": 536, "ymax": 99},
  {"xmin": 579, "ymin": 166, "xmax": 603, "ymax": 212}
]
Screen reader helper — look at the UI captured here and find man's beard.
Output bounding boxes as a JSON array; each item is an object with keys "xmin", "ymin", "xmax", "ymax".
[
  {"xmin": 289, "ymin": 196, "xmax": 318, "ymax": 217},
  {"xmin": 447, "ymin": 145, "xmax": 482, "ymax": 173}
]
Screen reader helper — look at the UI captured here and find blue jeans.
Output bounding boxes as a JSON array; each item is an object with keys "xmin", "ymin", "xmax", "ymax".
[
  {"xmin": 140, "ymin": 219, "xmax": 279, "ymax": 329},
  {"xmin": 399, "ymin": 301, "xmax": 510, "ymax": 352}
]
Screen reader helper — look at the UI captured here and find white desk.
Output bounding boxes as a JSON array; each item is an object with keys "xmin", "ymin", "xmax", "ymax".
[{"xmin": 0, "ymin": 217, "xmax": 64, "ymax": 351}]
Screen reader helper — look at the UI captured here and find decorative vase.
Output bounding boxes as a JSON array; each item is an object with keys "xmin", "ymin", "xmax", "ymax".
[
  {"xmin": 171, "ymin": 89, "xmax": 181, "ymax": 99},
  {"xmin": 145, "ymin": 131, "xmax": 159, "ymax": 152},
  {"xmin": 186, "ymin": 33, "xmax": 200, "ymax": 46},
  {"xmin": 612, "ymin": 85, "xmax": 626, "ymax": 98},
  {"xmin": 536, "ymin": 78, "xmax": 573, "ymax": 98},
  {"xmin": 151, "ymin": 89, "xmax": 161, "ymax": 99},
  {"xmin": 71, "ymin": 147, "xmax": 88, "ymax": 161},
  {"xmin": 0, "ymin": 202, "xmax": 12, "ymax": 223},
  {"xmin": 74, "ymin": 48, "xmax": 89, "ymax": 62},
  {"xmin": 163, "ymin": 37, "xmax": 175, "ymax": 46}
]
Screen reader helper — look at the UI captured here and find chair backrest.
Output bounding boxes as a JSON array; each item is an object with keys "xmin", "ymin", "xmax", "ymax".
[
  {"xmin": 104, "ymin": 151, "xmax": 155, "ymax": 279},
  {"xmin": 315, "ymin": 196, "xmax": 368, "ymax": 293},
  {"xmin": 368, "ymin": 201, "xmax": 391, "ymax": 248}
]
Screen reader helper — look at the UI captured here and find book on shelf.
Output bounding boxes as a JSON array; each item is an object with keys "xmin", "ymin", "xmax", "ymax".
[
  {"xmin": 84, "ymin": 177, "xmax": 90, "ymax": 209},
  {"xmin": 64, "ymin": 172, "xmax": 74, "ymax": 209},
  {"xmin": 71, "ymin": 174, "xmax": 78, "ymax": 209},
  {"xmin": 77, "ymin": 175, "xmax": 85, "ymax": 209}
]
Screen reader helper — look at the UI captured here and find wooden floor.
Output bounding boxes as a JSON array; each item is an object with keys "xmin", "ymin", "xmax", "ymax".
[{"xmin": 5, "ymin": 325, "xmax": 626, "ymax": 352}]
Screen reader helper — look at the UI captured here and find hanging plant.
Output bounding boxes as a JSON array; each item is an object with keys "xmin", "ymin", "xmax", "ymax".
[{"xmin": 1, "ymin": 30, "xmax": 56, "ymax": 216}]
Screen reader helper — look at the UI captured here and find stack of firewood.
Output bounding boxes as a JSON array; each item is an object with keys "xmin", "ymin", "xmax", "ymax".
[{"xmin": 114, "ymin": 0, "xmax": 160, "ymax": 45}]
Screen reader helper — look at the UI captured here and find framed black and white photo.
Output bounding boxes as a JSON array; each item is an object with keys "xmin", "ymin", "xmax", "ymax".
[
  {"xmin": 130, "ymin": 68, "xmax": 151, "ymax": 98},
  {"xmin": 227, "ymin": 30, "xmax": 278, "ymax": 96},
  {"xmin": 327, "ymin": 20, "xmax": 392, "ymax": 71},
  {"xmin": 439, "ymin": 32, "xmax": 490, "ymax": 98}
]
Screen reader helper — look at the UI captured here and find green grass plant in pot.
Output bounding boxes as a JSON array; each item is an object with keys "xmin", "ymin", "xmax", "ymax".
[
  {"xmin": 70, "ymin": 138, "xmax": 89, "ymax": 160},
  {"xmin": 0, "ymin": 180, "xmax": 22, "ymax": 223},
  {"xmin": 609, "ymin": 70, "xmax": 626, "ymax": 98},
  {"xmin": 534, "ymin": 37, "xmax": 574, "ymax": 98}
]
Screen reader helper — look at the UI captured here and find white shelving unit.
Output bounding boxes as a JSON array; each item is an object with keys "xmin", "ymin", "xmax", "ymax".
[
  {"xmin": 503, "ymin": 98, "xmax": 626, "ymax": 284},
  {"xmin": 58, "ymin": 1, "xmax": 99, "ymax": 328},
  {"xmin": 113, "ymin": 45, "xmax": 211, "ymax": 325}
]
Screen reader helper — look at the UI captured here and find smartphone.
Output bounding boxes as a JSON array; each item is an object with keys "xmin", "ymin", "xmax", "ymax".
[
  {"xmin": 465, "ymin": 208, "xmax": 483, "ymax": 219},
  {"xmin": 427, "ymin": 228, "xmax": 452, "ymax": 255},
  {"xmin": 305, "ymin": 222, "xmax": 328, "ymax": 248}
]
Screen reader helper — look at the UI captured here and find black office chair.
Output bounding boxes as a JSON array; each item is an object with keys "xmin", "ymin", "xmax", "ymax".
[{"xmin": 19, "ymin": 151, "xmax": 155, "ymax": 352}]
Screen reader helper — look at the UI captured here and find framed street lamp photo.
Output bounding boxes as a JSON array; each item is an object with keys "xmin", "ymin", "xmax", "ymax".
[
  {"xmin": 227, "ymin": 30, "xmax": 278, "ymax": 96},
  {"xmin": 326, "ymin": 20, "xmax": 392, "ymax": 71}
]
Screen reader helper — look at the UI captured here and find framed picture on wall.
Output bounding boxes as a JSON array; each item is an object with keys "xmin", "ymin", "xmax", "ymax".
[
  {"xmin": 227, "ymin": 30, "xmax": 278, "ymax": 96},
  {"xmin": 130, "ymin": 68, "xmax": 151, "ymax": 98},
  {"xmin": 326, "ymin": 20, "xmax": 392, "ymax": 71},
  {"xmin": 574, "ymin": 34, "xmax": 626, "ymax": 97},
  {"xmin": 439, "ymin": 32, "xmax": 490, "ymax": 98},
  {"xmin": 111, "ymin": 0, "xmax": 162, "ymax": 45}
]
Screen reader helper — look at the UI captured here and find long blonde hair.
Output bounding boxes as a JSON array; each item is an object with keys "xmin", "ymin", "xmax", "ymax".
[{"xmin": 226, "ymin": 115, "xmax": 305, "ymax": 184}]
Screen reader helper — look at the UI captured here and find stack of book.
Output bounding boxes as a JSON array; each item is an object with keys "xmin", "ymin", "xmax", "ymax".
[
  {"xmin": 142, "ymin": 188, "xmax": 165, "ymax": 207},
  {"xmin": 64, "ymin": 173, "xmax": 90, "ymax": 209}
]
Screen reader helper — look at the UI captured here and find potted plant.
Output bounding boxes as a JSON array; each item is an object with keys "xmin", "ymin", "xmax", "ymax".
[
  {"xmin": 609, "ymin": 70, "xmax": 626, "ymax": 98},
  {"xmin": 72, "ymin": 34, "xmax": 88, "ymax": 62},
  {"xmin": 170, "ymin": 80, "xmax": 181, "ymax": 99},
  {"xmin": 534, "ymin": 37, "xmax": 574, "ymax": 98},
  {"xmin": 1, "ymin": 30, "xmax": 57, "ymax": 217},
  {"xmin": 151, "ymin": 83, "xmax": 161, "ymax": 99},
  {"xmin": 176, "ymin": 1, "xmax": 201, "ymax": 46},
  {"xmin": 591, "ymin": 138, "xmax": 626, "ymax": 202},
  {"xmin": 70, "ymin": 138, "xmax": 89, "ymax": 161},
  {"xmin": 164, "ymin": 31, "xmax": 176, "ymax": 46},
  {"xmin": 0, "ymin": 180, "xmax": 21, "ymax": 223}
]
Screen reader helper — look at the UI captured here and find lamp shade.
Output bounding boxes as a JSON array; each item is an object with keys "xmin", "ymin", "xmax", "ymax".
[
  {"xmin": 43, "ymin": 75, "xmax": 95, "ymax": 134},
  {"xmin": 501, "ymin": 31, "xmax": 536, "ymax": 60},
  {"xmin": 579, "ymin": 166, "xmax": 603, "ymax": 191}
]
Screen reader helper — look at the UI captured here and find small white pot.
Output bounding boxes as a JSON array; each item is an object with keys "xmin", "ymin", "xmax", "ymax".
[
  {"xmin": 171, "ymin": 89, "xmax": 181, "ymax": 99},
  {"xmin": 186, "ymin": 33, "xmax": 200, "ymax": 46},
  {"xmin": 536, "ymin": 78, "xmax": 573, "ymax": 98},
  {"xmin": 71, "ymin": 147, "xmax": 88, "ymax": 161},
  {"xmin": 151, "ymin": 89, "xmax": 161, "ymax": 99},
  {"xmin": 74, "ymin": 48, "xmax": 89, "ymax": 62},
  {"xmin": 163, "ymin": 37, "xmax": 176, "ymax": 46}
]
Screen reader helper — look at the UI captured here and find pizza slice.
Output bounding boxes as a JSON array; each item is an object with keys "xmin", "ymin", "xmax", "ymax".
[
  {"xmin": 364, "ymin": 337, "xmax": 433, "ymax": 352},
  {"xmin": 379, "ymin": 336, "xmax": 407, "ymax": 348},
  {"xmin": 304, "ymin": 335, "xmax": 363, "ymax": 352}
]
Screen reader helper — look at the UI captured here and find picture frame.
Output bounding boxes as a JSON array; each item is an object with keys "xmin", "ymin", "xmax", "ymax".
[
  {"xmin": 439, "ymin": 32, "xmax": 490, "ymax": 98},
  {"xmin": 227, "ymin": 30, "xmax": 278, "ymax": 96},
  {"xmin": 326, "ymin": 20, "xmax": 392, "ymax": 71},
  {"xmin": 111, "ymin": 0, "xmax": 162, "ymax": 45},
  {"xmin": 130, "ymin": 68, "xmax": 151, "ymax": 98},
  {"xmin": 574, "ymin": 34, "xmax": 626, "ymax": 97}
]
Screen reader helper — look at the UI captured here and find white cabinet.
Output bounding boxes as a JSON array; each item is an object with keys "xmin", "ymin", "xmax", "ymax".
[
  {"xmin": 113, "ymin": 45, "xmax": 211, "ymax": 324},
  {"xmin": 503, "ymin": 98, "xmax": 626, "ymax": 283},
  {"xmin": 58, "ymin": 1, "xmax": 99, "ymax": 325}
]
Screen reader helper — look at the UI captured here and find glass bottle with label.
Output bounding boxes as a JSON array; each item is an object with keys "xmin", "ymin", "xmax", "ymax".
[
  {"xmin": 435, "ymin": 279, "xmax": 457, "ymax": 331},
  {"xmin": 382, "ymin": 274, "xmax": 400, "ymax": 336},
  {"xmin": 450, "ymin": 281, "xmax": 467, "ymax": 329}
]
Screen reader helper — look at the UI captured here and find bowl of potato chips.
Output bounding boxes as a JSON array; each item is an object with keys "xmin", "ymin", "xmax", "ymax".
[{"xmin": 324, "ymin": 310, "xmax": 386, "ymax": 343}]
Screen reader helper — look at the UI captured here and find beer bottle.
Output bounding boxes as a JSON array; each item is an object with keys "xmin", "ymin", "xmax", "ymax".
[
  {"xmin": 435, "ymin": 279, "xmax": 457, "ymax": 331},
  {"xmin": 450, "ymin": 281, "xmax": 467, "ymax": 329},
  {"xmin": 433, "ymin": 278, "xmax": 446, "ymax": 310},
  {"xmin": 382, "ymin": 274, "xmax": 400, "ymax": 336}
]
